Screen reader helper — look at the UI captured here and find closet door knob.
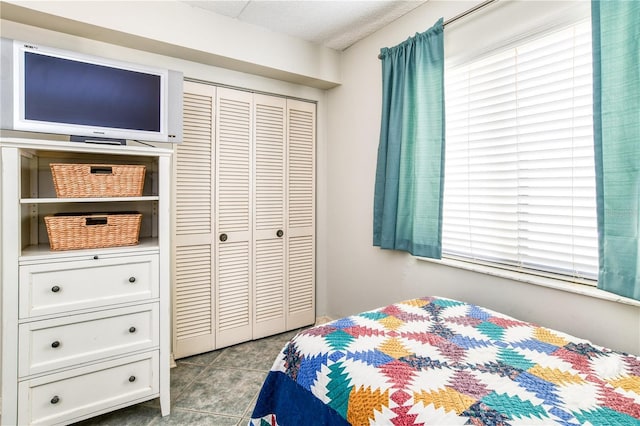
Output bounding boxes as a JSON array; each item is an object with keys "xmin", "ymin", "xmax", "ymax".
[
  {"xmin": 51, "ymin": 285, "xmax": 60, "ymax": 293},
  {"xmin": 276, "ymin": 230, "xmax": 284, "ymax": 238},
  {"xmin": 129, "ymin": 327, "xmax": 136, "ymax": 333},
  {"xmin": 129, "ymin": 375, "xmax": 136, "ymax": 382},
  {"xmin": 50, "ymin": 396, "xmax": 60, "ymax": 404},
  {"xmin": 129, "ymin": 276, "xmax": 136, "ymax": 283},
  {"xmin": 51, "ymin": 341, "xmax": 60, "ymax": 348},
  {"xmin": 219, "ymin": 233, "xmax": 228, "ymax": 242}
]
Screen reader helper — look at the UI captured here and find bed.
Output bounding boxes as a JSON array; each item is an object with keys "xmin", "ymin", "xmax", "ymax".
[{"xmin": 249, "ymin": 296, "xmax": 640, "ymax": 425}]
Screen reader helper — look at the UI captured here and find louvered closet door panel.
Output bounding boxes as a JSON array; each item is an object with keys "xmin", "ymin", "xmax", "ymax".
[
  {"xmin": 253, "ymin": 94, "xmax": 286, "ymax": 339},
  {"xmin": 215, "ymin": 87, "xmax": 253, "ymax": 347},
  {"xmin": 175, "ymin": 245, "xmax": 213, "ymax": 351},
  {"xmin": 286, "ymin": 99, "xmax": 316, "ymax": 329},
  {"xmin": 173, "ymin": 82, "xmax": 216, "ymax": 358},
  {"xmin": 288, "ymin": 235, "xmax": 314, "ymax": 322},
  {"xmin": 217, "ymin": 241, "xmax": 250, "ymax": 335}
]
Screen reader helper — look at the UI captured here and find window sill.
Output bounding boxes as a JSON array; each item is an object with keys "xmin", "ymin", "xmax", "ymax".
[{"xmin": 416, "ymin": 256, "xmax": 640, "ymax": 308}]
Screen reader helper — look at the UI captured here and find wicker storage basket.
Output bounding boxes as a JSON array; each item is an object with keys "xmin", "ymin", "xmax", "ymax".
[
  {"xmin": 50, "ymin": 163, "xmax": 146, "ymax": 198},
  {"xmin": 44, "ymin": 213, "xmax": 142, "ymax": 251}
]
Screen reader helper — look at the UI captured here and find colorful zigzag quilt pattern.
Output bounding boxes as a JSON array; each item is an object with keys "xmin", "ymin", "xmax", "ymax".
[{"xmin": 250, "ymin": 296, "xmax": 640, "ymax": 425}]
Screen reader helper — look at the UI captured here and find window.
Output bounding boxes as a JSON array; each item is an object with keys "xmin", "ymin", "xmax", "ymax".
[{"xmin": 443, "ymin": 20, "xmax": 598, "ymax": 282}]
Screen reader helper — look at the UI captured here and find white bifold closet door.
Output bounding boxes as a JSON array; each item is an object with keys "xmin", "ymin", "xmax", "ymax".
[
  {"xmin": 285, "ymin": 99, "xmax": 316, "ymax": 329},
  {"xmin": 174, "ymin": 82, "xmax": 315, "ymax": 358},
  {"xmin": 173, "ymin": 81, "xmax": 216, "ymax": 359},
  {"xmin": 215, "ymin": 88, "xmax": 254, "ymax": 347},
  {"xmin": 252, "ymin": 94, "xmax": 287, "ymax": 339}
]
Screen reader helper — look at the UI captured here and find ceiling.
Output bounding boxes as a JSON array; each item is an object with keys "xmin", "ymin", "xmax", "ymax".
[{"xmin": 183, "ymin": 1, "xmax": 427, "ymax": 51}]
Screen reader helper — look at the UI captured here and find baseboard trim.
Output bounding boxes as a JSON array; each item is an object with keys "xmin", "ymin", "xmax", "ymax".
[{"xmin": 314, "ymin": 316, "xmax": 333, "ymax": 326}]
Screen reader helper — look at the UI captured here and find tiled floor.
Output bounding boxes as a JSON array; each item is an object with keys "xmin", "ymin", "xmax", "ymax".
[{"xmin": 71, "ymin": 328, "xmax": 303, "ymax": 426}]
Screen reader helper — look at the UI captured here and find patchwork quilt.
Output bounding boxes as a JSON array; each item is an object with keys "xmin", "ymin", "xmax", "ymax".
[{"xmin": 250, "ymin": 296, "xmax": 640, "ymax": 425}]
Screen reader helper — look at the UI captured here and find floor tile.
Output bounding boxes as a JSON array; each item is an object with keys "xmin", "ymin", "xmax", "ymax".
[
  {"xmin": 213, "ymin": 339, "xmax": 285, "ymax": 371},
  {"xmin": 144, "ymin": 362, "xmax": 207, "ymax": 409},
  {"xmin": 243, "ymin": 394, "xmax": 258, "ymax": 417},
  {"xmin": 173, "ymin": 367, "xmax": 266, "ymax": 416},
  {"xmin": 177, "ymin": 349, "xmax": 224, "ymax": 367},
  {"xmin": 169, "ymin": 363, "xmax": 208, "ymax": 399},
  {"xmin": 154, "ymin": 408, "xmax": 240, "ymax": 425},
  {"xmin": 268, "ymin": 329, "xmax": 307, "ymax": 347},
  {"xmin": 72, "ymin": 403, "xmax": 160, "ymax": 426}
]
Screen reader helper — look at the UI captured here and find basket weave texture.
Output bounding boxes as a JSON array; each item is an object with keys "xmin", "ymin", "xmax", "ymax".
[
  {"xmin": 50, "ymin": 163, "xmax": 146, "ymax": 197},
  {"xmin": 44, "ymin": 213, "xmax": 142, "ymax": 251}
]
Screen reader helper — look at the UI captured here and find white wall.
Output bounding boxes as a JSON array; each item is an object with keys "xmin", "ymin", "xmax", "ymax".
[{"xmin": 325, "ymin": 0, "xmax": 640, "ymax": 355}]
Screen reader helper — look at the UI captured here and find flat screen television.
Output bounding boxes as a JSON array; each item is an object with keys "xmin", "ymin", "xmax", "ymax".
[{"xmin": 1, "ymin": 38, "xmax": 183, "ymax": 143}]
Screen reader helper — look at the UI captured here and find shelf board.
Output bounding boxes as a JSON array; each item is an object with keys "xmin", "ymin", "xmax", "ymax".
[
  {"xmin": 0, "ymin": 137, "xmax": 174, "ymax": 156},
  {"xmin": 21, "ymin": 196, "xmax": 159, "ymax": 204},
  {"xmin": 19, "ymin": 238, "xmax": 160, "ymax": 261}
]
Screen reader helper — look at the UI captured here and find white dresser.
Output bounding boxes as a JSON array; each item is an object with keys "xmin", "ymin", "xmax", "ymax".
[{"xmin": 0, "ymin": 137, "xmax": 171, "ymax": 425}]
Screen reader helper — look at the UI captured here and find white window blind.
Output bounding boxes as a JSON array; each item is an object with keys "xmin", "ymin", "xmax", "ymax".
[{"xmin": 443, "ymin": 20, "xmax": 598, "ymax": 281}]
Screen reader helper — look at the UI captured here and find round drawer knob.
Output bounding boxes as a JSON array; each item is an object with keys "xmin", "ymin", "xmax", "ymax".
[
  {"xmin": 129, "ymin": 375, "xmax": 136, "ymax": 383},
  {"xmin": 51, "ymin": 285, "xmax": 60, "ymax": 293},
  {"xmin": 129, "ymin": 327, "xmax": 136, "ymax": 333},
  {"xmin": 50, "ymin": 396, "xmax": 60, "ymax": 404},
  {"xmin": 51, "ymin": 341, "xmax": 60, "ymax": 348},
  {"xmin": 129, "ymin": 277, "xmax": 136, "ymax": 283}
]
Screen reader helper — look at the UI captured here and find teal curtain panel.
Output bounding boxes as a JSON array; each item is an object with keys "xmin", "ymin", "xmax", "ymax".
[
  {"xmin": 373, "ymin": 19, "xmax": 445, "ymax": 259},
  {"xmin": 592, "ymin": 0, "xmax": 640, "ymax": 299}
]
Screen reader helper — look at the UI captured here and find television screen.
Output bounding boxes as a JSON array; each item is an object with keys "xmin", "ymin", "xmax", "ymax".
[
  {"xmin": 24, "ymin": 52, "xmax": 161, "ymax": 132},
  {"xmin": 1, "ymin": 38, "xmax": 183, "ymax": 143}
]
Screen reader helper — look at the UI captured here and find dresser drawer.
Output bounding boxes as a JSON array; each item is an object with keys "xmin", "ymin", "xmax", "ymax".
[
  {"xmin": 19, "ymin": 304, "xmax": 158, "ymax": 377},
  {"xmin": 18, "ymin": 351, "xmax": 159, "ymax": 425},
  {"xmin": 20, "ymin": 254, "xmax": 158, "ymax": 318}
]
